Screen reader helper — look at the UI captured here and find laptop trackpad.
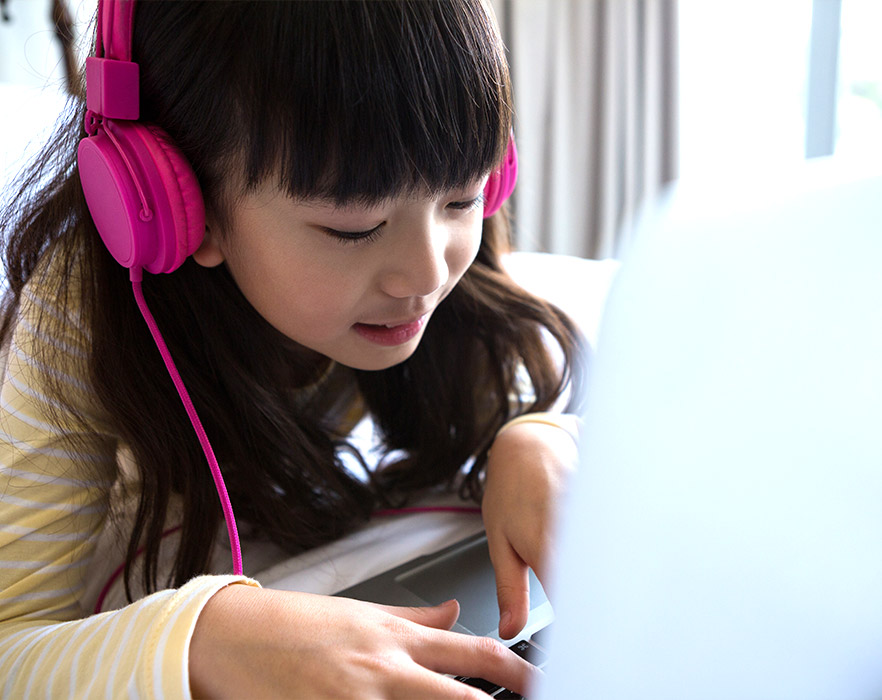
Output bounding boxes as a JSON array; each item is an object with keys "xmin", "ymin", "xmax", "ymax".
[{"xmin": 396, "ymin": 536, "xmax": 546, "ymax": 636}]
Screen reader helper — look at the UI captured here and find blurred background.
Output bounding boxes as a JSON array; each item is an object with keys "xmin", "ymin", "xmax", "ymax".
[{"xmin": 1, "ymin": 0, "xmax": 880, "ymax": 260}]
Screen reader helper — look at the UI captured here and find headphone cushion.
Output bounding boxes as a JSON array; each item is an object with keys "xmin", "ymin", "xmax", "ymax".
[
  {"xmin": 138, "ymin": 124, "xmax": 205, "ymax": 272},
  {"xmin": 483, "ymin": 135, "xmax": 518, "ymax": 219},
  {"xmin": 78, "ymin": 120, "xmax": 205, "ymax": 274}
]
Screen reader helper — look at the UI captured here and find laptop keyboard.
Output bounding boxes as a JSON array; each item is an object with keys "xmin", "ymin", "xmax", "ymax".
[{"xmin": 454, "ymin": 626, "xmax": 552, "ymax": 698}]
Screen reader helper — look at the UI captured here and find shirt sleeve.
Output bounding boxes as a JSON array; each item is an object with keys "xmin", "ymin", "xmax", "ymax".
[
  {"xmin": 1, "ymin": 575, "xmax": 259, "ymax": 698},
  {"xmin": 0, "ymin": 272, "xmax": 259, "ymax": 698}
]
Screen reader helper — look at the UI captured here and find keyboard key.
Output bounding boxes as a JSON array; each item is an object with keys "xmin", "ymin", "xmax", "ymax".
[
  {"xmin": 509, "ymin": 639, "xmax": 548, "ymax": 667},
  {"xmin": 530, "ymin": 624, "xmax": 553, "ymax": 649},
  {"xmin": 455, "ymin": 676, "xmax": 502, "ymax": 694}
]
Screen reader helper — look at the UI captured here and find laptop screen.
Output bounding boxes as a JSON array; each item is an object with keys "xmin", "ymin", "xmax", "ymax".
[{"xmin": 538, "ymin": 162, "xmax": 882, "ymax": 699}]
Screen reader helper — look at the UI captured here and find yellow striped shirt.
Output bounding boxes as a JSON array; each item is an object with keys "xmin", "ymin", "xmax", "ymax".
[{"xmin": 0, "ymin": 266, "xmax": 258, "ymax": 698}]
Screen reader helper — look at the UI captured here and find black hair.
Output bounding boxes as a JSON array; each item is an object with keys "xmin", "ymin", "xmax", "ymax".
[{"xmin": 135, "ymin": 1, "xmax": 512, "ymax": 226}]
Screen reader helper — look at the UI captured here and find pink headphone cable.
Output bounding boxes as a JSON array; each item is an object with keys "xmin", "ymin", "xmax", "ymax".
[{"xmin": 130, "ymin": 267, "xmax": 243, "ymax": 576}]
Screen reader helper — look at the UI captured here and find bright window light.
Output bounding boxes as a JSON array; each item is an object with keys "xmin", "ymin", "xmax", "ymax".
[
  {"xmin": 678, "ymin": 0, "xmax": 812, "ymax": 177},
  {"xmin": 679, "ymin": 0, "xmax": 881, "ymax": 178},
  {"xmin": 835, "ymin": 1, "xmax": 882, "ymax": 162}
]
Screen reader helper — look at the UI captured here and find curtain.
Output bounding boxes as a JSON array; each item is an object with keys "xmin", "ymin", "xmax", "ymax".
[{"xmin": 492, "ymin": 0, "xmax": 679, "ymax": 259}]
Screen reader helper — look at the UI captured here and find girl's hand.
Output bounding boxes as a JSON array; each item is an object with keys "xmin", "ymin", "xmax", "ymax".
[
  {"xmin": 189, "ymin": 586, "xmax": 538, "ymax": 699},
  {"xmin": 482, "ymin": 420, "xmax": 579, "ymax": 639}
]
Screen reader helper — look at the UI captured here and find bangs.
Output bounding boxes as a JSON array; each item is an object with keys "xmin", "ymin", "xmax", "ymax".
[{"xmin": 232, "ymin": 1, "xmax": 512, "ymax": 204}]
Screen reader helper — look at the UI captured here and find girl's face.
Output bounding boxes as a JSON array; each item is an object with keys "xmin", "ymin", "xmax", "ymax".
[{"xmin": 195, "ymin": 181, "xmax": 486, "ymax": 371}]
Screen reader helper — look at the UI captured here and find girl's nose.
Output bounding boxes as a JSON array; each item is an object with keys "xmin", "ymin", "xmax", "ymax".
[{"xmin": 380, "ymin": 222, "xmax": 450, "ymax": 299}]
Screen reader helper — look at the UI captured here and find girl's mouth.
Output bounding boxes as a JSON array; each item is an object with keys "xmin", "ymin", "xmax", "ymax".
[{"xmin": 353, "ymin": 314, "xmax": 429, "ymax": 346}]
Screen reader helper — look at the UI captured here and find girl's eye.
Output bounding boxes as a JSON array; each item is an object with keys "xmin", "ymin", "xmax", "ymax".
[
  {"xmin": 321, "ymin": 224, "xmax": 384, "ymax": 246},
  {"xmin": 447, "ymin": 193, "xmax": 486, "ymax": 213}
]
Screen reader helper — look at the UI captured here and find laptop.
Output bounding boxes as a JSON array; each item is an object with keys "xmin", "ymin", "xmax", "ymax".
[
  {"xmin": 537, "ymin": 160, "xmax": 882, "ymax": 699},
  {"xmin": 341, "ymin": 160, "xmax": 882, "ymax": 699}
]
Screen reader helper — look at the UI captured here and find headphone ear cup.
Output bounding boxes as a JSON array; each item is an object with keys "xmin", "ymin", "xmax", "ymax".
[
  {"xmin": 78, "ymin": 120, "xmax": 205, "ymax": 274},
  {"xmin": 142, "ymin": 124, "xmax": 206, "ymax": 270},
  {"xmin": 483, "ymin": 135, "xmax": 518, "ymax": 219}
]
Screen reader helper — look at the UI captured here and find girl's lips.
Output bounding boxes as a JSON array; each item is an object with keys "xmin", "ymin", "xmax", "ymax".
[{"xmin": 353, "ymin": 314, "xmax": 429, "ymax": 346}]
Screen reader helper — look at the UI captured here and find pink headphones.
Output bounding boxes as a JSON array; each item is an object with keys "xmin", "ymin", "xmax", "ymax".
[
  {"xmin": 483, "ymin": 135, "xmax": 518, "ymax": 217},
  {"xmin": 77, "ymin": 0, "xmax": 202, "ymax": 274},
  {"xmin": 77, "ymin": 0, "xmax": 517, "ymax": 275}
]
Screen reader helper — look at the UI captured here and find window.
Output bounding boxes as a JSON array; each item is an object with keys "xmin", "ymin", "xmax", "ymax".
[
  {"xmin": 679, "ymin": 0, "xmax": 882, "ymax": 177},
  {"xmin": 836, "ymin": 1, "xmax": 882, "ymax": 162}
]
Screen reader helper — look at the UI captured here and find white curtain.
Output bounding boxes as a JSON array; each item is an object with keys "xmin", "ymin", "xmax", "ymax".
[{"xmin": 492, "ymin": 0, "xmax": 679, "ymax": 259}]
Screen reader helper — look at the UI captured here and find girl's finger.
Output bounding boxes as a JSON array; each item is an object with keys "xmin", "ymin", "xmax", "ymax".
[
  {"xmin": 390, "ymin": 664, "xmax": 499, "ymax": 700},
  {"xmin": 487, "ymin": 537, "xmax": 531, "ymax": 639},
  {"xmin": 373, "ymin": 598, "xmax": 462, "ymax": 631},
  {"xmin": 412, "ymin": 625, "xmax": 539, "ymax": 697}
]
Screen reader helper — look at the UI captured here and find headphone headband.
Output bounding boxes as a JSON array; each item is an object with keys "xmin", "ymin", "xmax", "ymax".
[
  {"xmin": 95, "ymin": 0, "xmax": 135, "ymax": 61},
  {"xmin": 86, "ymin": 0, "xmax": 138, "ymax": 121}
]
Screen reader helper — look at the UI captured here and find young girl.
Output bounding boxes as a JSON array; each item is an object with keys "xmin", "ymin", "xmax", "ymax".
[{"xmin": 0, "ymin": 1, "xmax": 583, "ymax": 696}]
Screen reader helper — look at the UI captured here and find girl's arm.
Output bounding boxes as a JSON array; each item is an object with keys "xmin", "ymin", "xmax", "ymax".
[
  {"xmin": 0, "ymin": 280, "xmax": 260, "ymax": 697},
  {"xmin": 0, "ymin": 575, "xmax": 258, "ymax": 697},
  {"xmin": 481, "ymin": 413, "xmax": 581, "ymax": 639}
]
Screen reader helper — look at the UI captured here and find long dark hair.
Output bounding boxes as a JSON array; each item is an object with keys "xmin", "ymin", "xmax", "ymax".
[{"xmin": 1, "ymin": 0, "xmax": 584, "ymax": 599}]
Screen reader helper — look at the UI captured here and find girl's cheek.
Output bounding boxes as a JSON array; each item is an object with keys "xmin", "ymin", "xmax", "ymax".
[{"xmin": 459, "ymin": 225, "xmax": 483, "ymax": 271}]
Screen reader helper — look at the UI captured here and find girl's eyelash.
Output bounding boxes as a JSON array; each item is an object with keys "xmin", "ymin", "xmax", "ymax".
[
  {"xmin": 322, "ymin": 224, "xmax": 384, "ymax": 246},
  {"xmin": 321, "ymin": 193, "xmax": 484, "ymax": 245},
  {"xmin": 447, "ymin": 193, "xmax": 486, "ymax": 212}
]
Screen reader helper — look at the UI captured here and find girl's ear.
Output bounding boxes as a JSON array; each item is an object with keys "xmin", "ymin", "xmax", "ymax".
[{"xmin": 192, "ymin": 223, "xmax": 226, "ymax": 268}]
